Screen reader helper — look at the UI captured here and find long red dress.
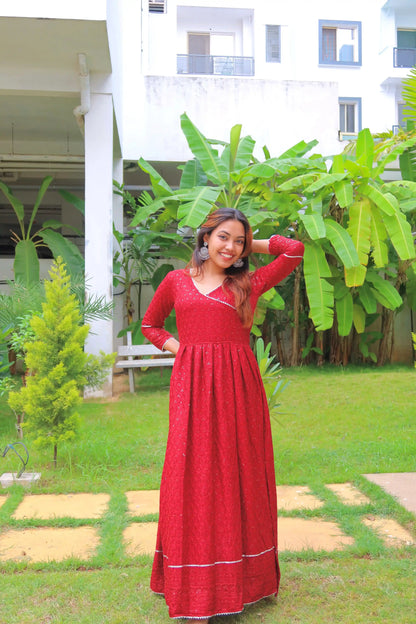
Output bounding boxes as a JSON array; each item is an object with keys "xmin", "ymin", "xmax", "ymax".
[{"xmin": 142, "ymin": 235, "xmax": 304, "ymax": 619}]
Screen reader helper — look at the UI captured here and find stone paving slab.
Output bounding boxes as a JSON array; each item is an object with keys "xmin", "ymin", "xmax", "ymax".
[
  {"xmin": 124, "ymin": 522, "xmax": 158, "ymax": 556},
  {"xmin": 326, "ymin": 483, "xmax": 371, "ymax": 506},
  {"xmin": 363, "ymin": 472, "xmax": 416, "ymax": 514},
  {"xmin": 0, "ymin": 527, "xmax": 100, "ymax": 562},
  {"xmin": 278, "ymin": 518, "xmax": 355, "ymax": 551},
  {"xmin": 126, "ymin": 490, "xmax": 160, "ymax": 516},
  {"xmin": 362, "ymin": 516, "xmax": 415, "ymax": 548},
  {"xmin": 12, "ymin": 493, "xmax": 110, "ymax": 520},
  {"xmin": 277, "ymin": 486, "xmax": 323, "ymax": 511}
]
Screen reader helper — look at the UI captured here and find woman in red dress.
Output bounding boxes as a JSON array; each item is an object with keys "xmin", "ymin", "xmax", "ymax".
[{"xmin": 142, "ymin": 208, "xmax": 304, "ymax": 622}]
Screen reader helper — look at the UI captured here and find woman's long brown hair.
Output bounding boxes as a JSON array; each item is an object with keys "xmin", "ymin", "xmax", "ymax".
[{"xmin": 186, "ymin": 208, "xmax": 253, "ymax": 328}]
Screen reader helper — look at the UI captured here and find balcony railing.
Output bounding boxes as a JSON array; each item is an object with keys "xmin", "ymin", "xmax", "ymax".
[
  {"xmin": 393, "ymin": 47, "xmax": 416, "ymax": 68},
  {"xmin": 177, "ymin": 54, "xmax": 254, "ymax": 77}
]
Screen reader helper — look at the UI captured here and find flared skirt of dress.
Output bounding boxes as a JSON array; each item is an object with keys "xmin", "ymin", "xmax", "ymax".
[{"xmin": 151, "ymin": 342, "xmax": 280, "ymax": 619}]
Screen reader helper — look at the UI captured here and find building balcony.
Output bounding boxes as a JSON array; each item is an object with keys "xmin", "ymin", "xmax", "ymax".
[
  {"xmin": 177, "ymin": 54, "xmax": 254, "ymax": 77},
  {"xmin": 393, "ymin": 47, "xmax": 416, "ymax": 68}
]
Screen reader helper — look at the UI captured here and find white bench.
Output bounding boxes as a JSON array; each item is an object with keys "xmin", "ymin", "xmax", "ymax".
[{"xmin": 115, "ymin": 332, "xmax": 175, "ymax": 393}]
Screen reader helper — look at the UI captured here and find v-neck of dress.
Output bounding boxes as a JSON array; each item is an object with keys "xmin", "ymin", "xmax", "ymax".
[{"xmin": 191, "ymin": 278, "xmax": 225, "ymax": 296}]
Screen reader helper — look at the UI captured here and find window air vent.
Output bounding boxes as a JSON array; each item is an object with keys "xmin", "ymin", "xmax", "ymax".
[{"xmin": 149, "ymin": 0, "xmax": 166, "ymax": 13}]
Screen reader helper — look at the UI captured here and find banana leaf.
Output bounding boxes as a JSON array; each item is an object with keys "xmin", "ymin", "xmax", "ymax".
[
  {"xmin": 13, "ymin": 239, "xmax": 40, "ymax": 285},
  {"xmin": 304, "ymin": 173, "xmax": 348, "ymax": 194},
  {"xmin": 347, "ymin": 199, "xmax": 372, "ymax": 266},
  {"xmin": 58, "ymin": 189, "xmax": 85, "ymax": 215},
  {"xmin": 360, "ymin": 183, "xmax": 397, "ymax": 216},
  {"xmin": 381, "ymin": 209, "xmax": 416, "ymax": 260},
  {"xmin": 399, "ymin": 146, "xmax": 416, "ymax": 182},
  {"xmin": 353, "ymin": 303, "xmax": 366, "ymax": 334},
  {"xmin": 0, "ymin": 181, "xmax": 25, "ymax": 232},
  {"xmin": 278, "ymin": 172, "xmax": 320, "ymax": 192},
  {"xmin": 345, "ymin": 264, "xmax": 367, "ymax": 287},
  {"xmin": 357, "ymin": 282, "xmax": 378, "ymax": 314},
  {"xmin": 222, "ymin": 124, "xmax": 255, "ymax": 171},
  {"xmin": 278, "ymin": 139, "xmax": 319, "ymax": 158},
  {"xmin": 40, "ymin": 229, "xmax": 84, "ymax": 276},
  {"xmin": 138, "ymin": 157, "xmax": 173, "ymax": 197},
  {"xmin": 27, "ymin": 176, "xmax": 53, "ymax": 238},
  {"xmin": 369, "ymin": 206, "xmax": 389, "ymax": 267},
  {"xmin": 374, "ymin": 134, "xmax": 416, "ymax": 177},
  {"xmin": 299, "ymin": 212, "xmax": 326, "ymax": 240},
  {"xmin": 325, "ymin": 218, "xmax": 360, "ymax": 269},
  {"xmin": 130, "ymin": 196, "xmax": 176, "ymax": 226},
  {"xmin": 366, "ymin": 270, "xmax": 403, "ymax": 310},
  {"xmin": 176, "ymin": 186, "xmax": 221, "ymax": 228},
  {"xmin": 334, "ymin": 180, "xmax": 353, "ymax": 208},
  {"xmin": 401, "ymin": 66, "xmax": 416, "ymax": 121},
  {"xmin": 356, "ymin": 128, "xmax": 374, "ymax": 170},
  {"xmin": 180, "ymin": 113, "xmax": 228, "ymax": 185},
  {"xmin": 179, "ymin": 159, "xmax": 207, "ymax": 189},
  {"xmin": 303, "ymin": 241, "xmax": 334, "ymax": 331}
]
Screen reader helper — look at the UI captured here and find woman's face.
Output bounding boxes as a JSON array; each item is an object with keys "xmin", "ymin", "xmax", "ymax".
[{"xmin": 204, "ymin": 219, "xmax": 246, "ymax": 270}]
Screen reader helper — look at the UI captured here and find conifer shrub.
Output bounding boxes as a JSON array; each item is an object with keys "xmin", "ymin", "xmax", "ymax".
[{"xmin": 8, "ymin": 258, "xmax": 114, "ymax": 466}]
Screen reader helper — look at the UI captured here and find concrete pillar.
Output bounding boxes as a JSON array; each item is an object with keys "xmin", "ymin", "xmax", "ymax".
[
  {"xmin": 112, "ymin": 151, "xmax": 124, "ymax": 351},
  {"xmin": 84, "ymin": 92, "xmax": 114, "ymax": 398}
]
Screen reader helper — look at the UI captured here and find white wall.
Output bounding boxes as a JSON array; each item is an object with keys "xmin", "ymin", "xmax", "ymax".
[
  {"xmin": 0, "ymin": 0, "xmax": 106, "ymax": 19},
  {"xmin": 125, "ymin": 75, "xmax": 339, "ymax": 162}
]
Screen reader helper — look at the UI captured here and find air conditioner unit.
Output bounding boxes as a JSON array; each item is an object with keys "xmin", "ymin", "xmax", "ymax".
[{"xmin": 149, "ymin": 0, "xmax": 166, "ymax": 13}]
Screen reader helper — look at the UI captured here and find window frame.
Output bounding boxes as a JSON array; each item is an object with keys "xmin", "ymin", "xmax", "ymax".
[
  {"xmin": 266, "ymin": 24, "xmax": 281, "ymax": 63},
  {"xmin": 338, "ymin": 97, "xmax": 362, "ymax": 140},
  {"xmin": 319, "ymin": 20, "xmax": 362, "ymax": 66}
]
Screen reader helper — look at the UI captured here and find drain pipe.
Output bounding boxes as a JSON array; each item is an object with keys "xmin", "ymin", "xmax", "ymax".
[{"xmin": 73, "ymin": 53, "xmax": 90, "ymax": 136}]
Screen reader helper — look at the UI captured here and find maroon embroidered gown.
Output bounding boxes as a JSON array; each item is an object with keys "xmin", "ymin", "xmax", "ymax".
[{"xmin": 141, "ymin": 235, "xmax": 304, "ymax": 620}]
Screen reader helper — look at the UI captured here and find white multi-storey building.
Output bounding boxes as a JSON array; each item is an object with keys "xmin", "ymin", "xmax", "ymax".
[{"xmin": 0, "ymin": 0, "xmax": 414, "ymax": 392}]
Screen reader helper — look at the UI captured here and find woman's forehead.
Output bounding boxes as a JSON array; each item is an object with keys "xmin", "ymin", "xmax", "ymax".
[{"xmin": 213, "ymin": 219, "xmax": 245, "ymax": 237}]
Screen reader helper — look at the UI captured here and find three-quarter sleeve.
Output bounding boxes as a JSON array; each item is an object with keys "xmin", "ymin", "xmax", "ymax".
[
  {"xmin": 142, "ymin": 272, "xmax": 176, "ymax": 351},
  {"xmin": 251, "ymin": 235, "xmax": 304, "ymax": 296}
]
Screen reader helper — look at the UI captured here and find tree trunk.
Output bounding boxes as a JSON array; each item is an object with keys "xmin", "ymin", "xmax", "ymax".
[
  {"xmin": 275, "ymin": 325, "xmax": 287, "ymax": 366},
  {"xmin": 290, "ymin": 265, "xmax": 301, "ymax": 366},
  {"xmin": 53, "ymin": 444, "xmax": 58, "ymax": 468},
  {"xmin": 316, "ymin": 332, "xmax": 324, "ymax": 366},
  {"xmin": 377, "ymin": 308, "xmax": 394, "ymax": 366},
  {"xmin": 126, "ymin": 284, "xmax": 134, "ymax": 326}
]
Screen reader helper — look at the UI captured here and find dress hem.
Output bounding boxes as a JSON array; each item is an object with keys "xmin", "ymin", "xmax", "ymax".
[{"xmin": 151, "ymin": 590, "xmax": 278, "ymax": 620}]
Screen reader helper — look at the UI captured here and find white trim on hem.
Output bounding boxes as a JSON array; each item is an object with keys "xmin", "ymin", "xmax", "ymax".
[{"xmin": 157, "ymin": 545, "xmax": 276, "ymax": 569}]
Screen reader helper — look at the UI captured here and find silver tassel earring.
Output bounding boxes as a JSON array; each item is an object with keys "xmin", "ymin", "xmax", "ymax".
[
  {"xmin": 233, "ymin": 258, "xmax": 244, "ymax": 268},
  {"xmin": 199, "ymin": 241, "xmax": 210, "ymax": 261}
]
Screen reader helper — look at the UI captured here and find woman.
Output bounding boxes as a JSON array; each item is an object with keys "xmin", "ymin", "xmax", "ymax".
[{"xmin": 142, "ymin": 207, "xmax": 304, "ymax": 622}]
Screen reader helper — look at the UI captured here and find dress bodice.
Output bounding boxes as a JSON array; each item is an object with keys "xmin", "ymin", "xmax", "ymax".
[{"xmin": 142, "ymin": 235, "xmax": 304, "ymax": 351}]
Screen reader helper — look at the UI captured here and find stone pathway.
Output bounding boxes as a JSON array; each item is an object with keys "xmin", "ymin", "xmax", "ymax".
[
  {"xmin": 364, "ymin": 472, "xmax": 416, "ymax": 514},
  {"xmin": 0, "ymin": 480, "xmax": 414, "ymax": 563}
]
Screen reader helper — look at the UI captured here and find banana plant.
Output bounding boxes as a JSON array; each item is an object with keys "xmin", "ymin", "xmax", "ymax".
[
  {"xmin": 274, "ymin": 128, "xmax": 416, "ymax": 340},
  {"xmin": 134, "ymin": 115, "xmax": 416, "ymax": 364},
  {"xmin": 0, "ymin": 176, "xmax": 84, "ymax": 285}
]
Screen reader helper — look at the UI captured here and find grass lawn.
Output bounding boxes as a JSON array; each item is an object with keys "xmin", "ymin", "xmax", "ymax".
[{"xmin": 0, "ymin": 365, "xmax": 415, "ymax": 623}]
